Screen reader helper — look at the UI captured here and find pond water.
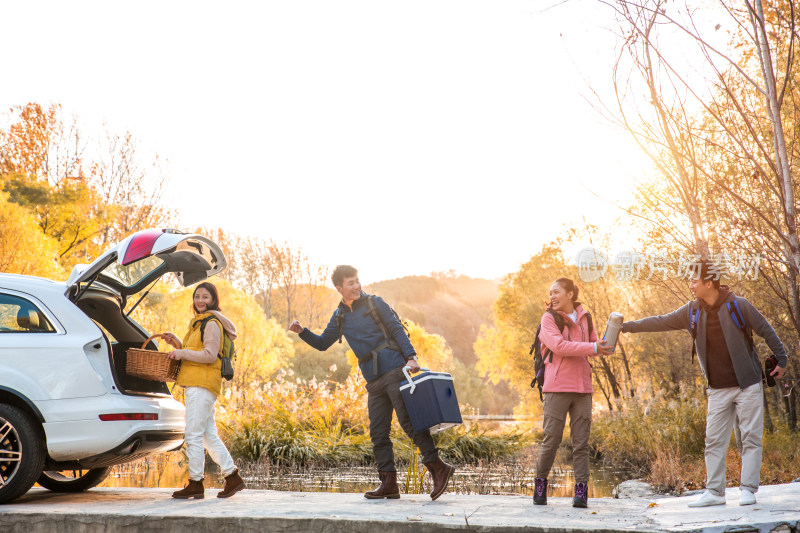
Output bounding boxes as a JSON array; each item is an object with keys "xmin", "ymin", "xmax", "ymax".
[{"xmin": 99, "ymin": 448, "xmax": 629, "ymax": 498}]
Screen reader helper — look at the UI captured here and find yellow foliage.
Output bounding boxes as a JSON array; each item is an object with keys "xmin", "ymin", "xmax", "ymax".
[
  {"xmin": 406, "ymin": 321, "xmax": 453, "ymax": 372},
  {"xmin": 0, "ymin": 191, "xmax": 63, "ymax": 279}
]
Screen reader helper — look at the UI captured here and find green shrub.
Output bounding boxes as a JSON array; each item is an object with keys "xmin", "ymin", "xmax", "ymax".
[
  {"xmin": 435, "ymin": 424, "xmax": 532, "ymax": 463},
  {"xmin": 219, "ymin": 372, "xmax": 531, "ymax": 466}
]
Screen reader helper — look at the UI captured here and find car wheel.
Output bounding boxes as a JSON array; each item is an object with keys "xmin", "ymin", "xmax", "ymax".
[
  {"xmin": 37, "ymin": 467, "xmax": 111, "ymax": 492},
  {"xmin": 0, "ymin": 404, "xmax": 46, "ymax": 504}
]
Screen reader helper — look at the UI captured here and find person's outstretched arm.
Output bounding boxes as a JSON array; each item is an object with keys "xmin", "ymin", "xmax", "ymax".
[
  {"xmin": 622, "ymin": 303, "xmax": 691, "ymax": 334},
  {"xmin": 289, "ymin": 312, "xmax": 339, "ymax": 351}
]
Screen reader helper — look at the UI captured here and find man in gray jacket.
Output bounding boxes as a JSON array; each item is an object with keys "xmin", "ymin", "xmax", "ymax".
[{"xmin": 622, "ymin": 261, "xmax": 788, "ymax": 507}]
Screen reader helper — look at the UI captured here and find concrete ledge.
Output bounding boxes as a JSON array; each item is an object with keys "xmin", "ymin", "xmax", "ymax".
[{"xmin": 1, "ymin": 483, "xmax": 798, "ymax": 532}]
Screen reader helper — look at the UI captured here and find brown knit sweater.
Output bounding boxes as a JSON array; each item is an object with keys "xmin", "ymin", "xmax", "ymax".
[{"xmin": 700, "ymin": 286, "xmax": 739, "ymax": 389}]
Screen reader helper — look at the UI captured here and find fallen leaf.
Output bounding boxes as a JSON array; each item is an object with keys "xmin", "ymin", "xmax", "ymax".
[
  {"xmin": 443, "ymin": 513, "xmax": 455, "ymax": 516},
  {"xmin": 591, "ymin": 511, "xmax": 598, "ymax": 514},
  {"xmin": 407, "ymin": 516, "xmax": 423, "ymax": 521},
  {"xmin": 647, "ymin": 502, "xmax": 658, "ymax": 508}
]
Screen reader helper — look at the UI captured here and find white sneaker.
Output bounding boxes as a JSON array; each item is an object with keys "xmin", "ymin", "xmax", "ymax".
[
  {"xmin": 739, "ymin": 488, "xmax": 756, "ymax": 506},
  {"xmin": 687, "ymin": 491, "xmax": 726, "ymax": 507}
]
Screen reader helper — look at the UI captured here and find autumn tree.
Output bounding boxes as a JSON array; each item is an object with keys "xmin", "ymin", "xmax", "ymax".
[
  {"xmin": 227, "ymin": 238, "xmax": 338, "ymax": 329},
  {"xmin": 228, "ymin": 236, "xmax": 280, "ymax": 317},
  {"xmin": 0, "ymin": 191, "xmax": 63, "ymax": 279},
  {"xmin": 0, "ymin": 102, "xmax": 84, "ymax": 186},
  {"xmin": 90, "ymin": 129, "xmax": 171, "ymax": 246},
  {"xmin": 598, "ymin": 0, "xmax": 800, "ymax": 426},
  {"xmin": 0, "ymin": 102, "xmax": 170, "ymax": 265}
]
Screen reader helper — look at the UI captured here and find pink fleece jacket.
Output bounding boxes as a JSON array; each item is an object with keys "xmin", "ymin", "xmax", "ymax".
[{"xmin": 537, "ymin": 304, "xmax": 598, "ymax": 393}]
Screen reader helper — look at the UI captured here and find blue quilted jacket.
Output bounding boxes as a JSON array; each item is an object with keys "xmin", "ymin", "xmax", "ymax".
[{"xmin": 299, "ymin": 292, "xmax": 416, "ymax": 382}]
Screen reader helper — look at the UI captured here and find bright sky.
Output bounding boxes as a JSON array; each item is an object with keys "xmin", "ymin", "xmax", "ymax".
[{"xmin": 1, "ymin": 0, "xmax": 650, "ymax": 283}]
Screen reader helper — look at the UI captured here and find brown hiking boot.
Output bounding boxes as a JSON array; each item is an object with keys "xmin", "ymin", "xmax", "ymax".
[
  {"xmin": 364, "ymin": 471, "xmax": 400, "ymax": 499},
  {"xmin": 172, "ymin": 478, "xmax": 204, "ymax": 499},
  {"xmin": 424, "ymin": 458, "xmax": 455, "ymax": 500},
  {"xmin": 217, "ymin": 469, "xmax": 246, "ymax": 498}
]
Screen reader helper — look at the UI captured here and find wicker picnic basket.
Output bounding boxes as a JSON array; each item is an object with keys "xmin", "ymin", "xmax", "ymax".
[{"xmin": 126, "ymin": 335, "xmax": 181, "ymax": 382}]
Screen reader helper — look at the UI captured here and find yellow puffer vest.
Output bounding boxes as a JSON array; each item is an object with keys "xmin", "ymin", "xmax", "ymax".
[{"xmin": 176, "ymin": 312, "xmax": 223, "ymax": 396}]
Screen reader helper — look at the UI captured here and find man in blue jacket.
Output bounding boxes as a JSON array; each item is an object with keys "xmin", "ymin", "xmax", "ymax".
[
  {"xmin": 289, "ymin": 265, "xmax": 455, "ymax": 500},
  {"xmin": 622, "ymin": 260, "xmax": 788, "ymax": 507}
]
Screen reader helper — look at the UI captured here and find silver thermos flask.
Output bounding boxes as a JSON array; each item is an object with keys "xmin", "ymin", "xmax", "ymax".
[{"xmin": 602, "ymin": 313, "xmax": 624, "ymax": 352}]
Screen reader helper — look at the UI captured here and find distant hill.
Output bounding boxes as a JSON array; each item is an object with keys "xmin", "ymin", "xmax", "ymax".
[{"xmin": 366, "ymin": 274, "xmax": 499, "ymax": 366}]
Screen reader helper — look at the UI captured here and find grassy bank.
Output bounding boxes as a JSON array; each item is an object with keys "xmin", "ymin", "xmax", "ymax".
[
  {"xmin": 217, "ymin": 371, "xmax": 531, "ymax": 466},
  {"xmin": 590, "ymin": 395, "xmax": 799, "ymax": 493}
]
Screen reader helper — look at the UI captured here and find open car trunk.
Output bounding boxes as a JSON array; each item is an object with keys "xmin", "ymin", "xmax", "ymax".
[
  {"xmin": 67, "ymin": 228, "xmax": 228, "ymax": 396},
  {"xmin": 77, "ymin": 288, "xmax": 171, "ymax": 395}
]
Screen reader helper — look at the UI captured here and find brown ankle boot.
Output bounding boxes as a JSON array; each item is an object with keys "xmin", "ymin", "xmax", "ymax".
[
  {"xmin": 217, "ymin": 469, "xmax": 246, "ymax": 498},
  {"xmin": 172, "ymin": 478, "xmax": 204, "ymax": 499},
  {"xmin": 424, "ymin": 458, "xmax": 455, "ymax": 500},
  {"xmin": 364, "ymin": 471, "xmax": 400, "ymax": 499}
]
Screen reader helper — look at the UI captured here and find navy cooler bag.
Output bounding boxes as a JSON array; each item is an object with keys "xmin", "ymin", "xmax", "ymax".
[{"xmin": 399, "ymin": 367, "xmax": 462, "ymax": 434}]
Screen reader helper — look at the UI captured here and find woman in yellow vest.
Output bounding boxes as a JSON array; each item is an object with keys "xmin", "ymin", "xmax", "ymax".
[{"xmin": 159, "ymin": 281, "xmax": 245, "ymax": 499}]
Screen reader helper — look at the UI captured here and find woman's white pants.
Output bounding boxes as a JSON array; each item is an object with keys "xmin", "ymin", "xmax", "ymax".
[{"xmin": 184, "ymin": 386, "xmax": 236, "ymax": 481}]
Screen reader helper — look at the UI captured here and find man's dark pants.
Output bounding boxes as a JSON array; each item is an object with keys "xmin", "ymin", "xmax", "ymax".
[{"xmin": 366, "ymin": 366, "xmax": 439, "ymax": 471}]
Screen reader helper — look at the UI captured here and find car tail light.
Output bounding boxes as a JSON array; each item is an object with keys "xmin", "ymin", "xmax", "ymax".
[
  {"xmin": 121, "ymin": 229, "xmax": 164, "ymax": 266},
  {"xmin": 99, "ymin": 413, "xmax": 158, "ymax": 421}
]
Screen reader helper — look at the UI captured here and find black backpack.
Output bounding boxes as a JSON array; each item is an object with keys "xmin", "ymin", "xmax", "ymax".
[{"xmin": 529, "ymin": 308, "xmax": 593, "ymax": 400}]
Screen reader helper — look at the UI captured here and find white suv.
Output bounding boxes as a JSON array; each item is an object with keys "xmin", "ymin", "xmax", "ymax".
[{"xmin": 0, "ymin": 229, "xmax": 227, "ymax": 503}]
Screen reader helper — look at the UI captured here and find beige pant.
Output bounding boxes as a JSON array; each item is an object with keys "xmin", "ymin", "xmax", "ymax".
[
  {"xmin": 536, "ymin": 392, "xmax": 592, "ymax": 483},
  {"xmin": 705, "ymin": 383, "xmax": 763, "ymax": 496}
]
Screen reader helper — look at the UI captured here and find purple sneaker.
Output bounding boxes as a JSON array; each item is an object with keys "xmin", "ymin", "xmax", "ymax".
[
  {"xmin": 533, "ymin": 477, "xmax": 548, "ymax": 505},
  {"xmin": 573, "ymin": 482, "xmax": 588, "ymax": 508}
]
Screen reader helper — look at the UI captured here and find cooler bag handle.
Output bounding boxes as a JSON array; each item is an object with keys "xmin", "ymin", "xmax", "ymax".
[{"xmin": 402, "ymin": 366, "xmax": 431, "ymax": 394}]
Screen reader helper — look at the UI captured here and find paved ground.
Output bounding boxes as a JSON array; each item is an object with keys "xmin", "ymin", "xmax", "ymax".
[{"xmin": 1, "ymin": 483, "xmax": 798, "ymax": 532}]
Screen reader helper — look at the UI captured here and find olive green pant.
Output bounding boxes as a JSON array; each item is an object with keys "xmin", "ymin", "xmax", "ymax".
[{"xmin": 536, "ymin": 392, "xmax": 593, "ymax": 483}]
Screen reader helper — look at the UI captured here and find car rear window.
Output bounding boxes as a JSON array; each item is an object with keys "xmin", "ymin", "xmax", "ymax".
[
  {"xmin": 102, "ymin": 255, "xmax": 165, "ymax": 288},
  {"xmin": 0, "ymin": 293, "xmax": 57, "ymax": 333}
]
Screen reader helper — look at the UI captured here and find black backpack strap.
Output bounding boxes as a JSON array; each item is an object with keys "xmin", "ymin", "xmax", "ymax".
[
  {"xmin": 548, "ymin": 309, "xmax": 565, "ymax": 332},
  {"xmin": 361, "ymin": 295, "xmax": 402, "ymax": 376},
  {"xmin": 585, "ymin": 312, "xmax": 593, "ymax": 337},
  {"xmin": 334, "ymin": 309, "xmax": 345, "ymax": 344},
  {"xmin": 726, "ymin": 299, "xmax": 754, "ymax": 351},
  {"xmin": 727, "ymin": 300, "xmax": 745, "ymax": 329},
  {"xmin": 195, "ymin": 316, "xmax": 224, "ymax": 356},
  {"xmin": 196, "ymin": 316, "xmax": 215, "ymax": 342},
  {"xmin": 544, "ymin": 309, "xmax": 567, "ymax": 363}
]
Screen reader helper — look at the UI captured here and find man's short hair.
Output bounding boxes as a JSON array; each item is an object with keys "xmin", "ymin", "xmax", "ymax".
[
  {"xmin": 692, "ymin": 259, "xmax": 721, "ymax": 289},
  {"xmin": 331, "ymin": 265, "xmax": 358, "ymax": 287}
]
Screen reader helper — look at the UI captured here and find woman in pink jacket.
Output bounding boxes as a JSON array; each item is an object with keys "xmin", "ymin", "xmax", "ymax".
[{"xmin": 533, "ymin": 278, "xmax": 612, "ymax": 508}]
